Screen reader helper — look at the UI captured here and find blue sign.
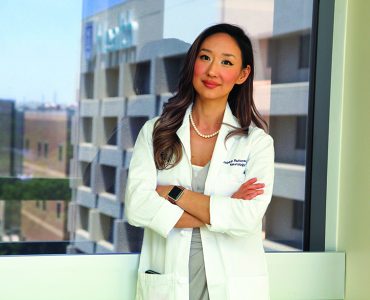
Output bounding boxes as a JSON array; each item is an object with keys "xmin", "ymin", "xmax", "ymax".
[
  {"xmin": 84, "ymin": 18, "xmax": 137, "ymax": 59},
  {"xmin": 84, "ymin": 22, "xmax": 94, "ymax": 60}
]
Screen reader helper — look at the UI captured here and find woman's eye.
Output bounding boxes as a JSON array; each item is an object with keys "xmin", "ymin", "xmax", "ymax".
[
  {"xmin": 199, "ymin": 54, "xmax": 210, "ymax": 61},
  {"xmin": 222, "ymin": 60, "xmax": 233, "ymax": 66}
]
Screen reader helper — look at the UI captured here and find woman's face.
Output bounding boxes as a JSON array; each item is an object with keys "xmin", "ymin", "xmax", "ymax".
[{"xmin": 192, "ymin": 33, "xmax": 250, "ymax": 104}]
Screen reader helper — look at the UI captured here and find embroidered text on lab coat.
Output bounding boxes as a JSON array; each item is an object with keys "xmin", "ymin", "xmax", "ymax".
[{"xmin": 223, "ymin": 159, "xmax": 247, "ymax": 167}]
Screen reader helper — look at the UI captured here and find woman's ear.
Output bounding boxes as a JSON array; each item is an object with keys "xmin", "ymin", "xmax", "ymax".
[{"xmin": 236, "ymin": 65, "xmax": 251, "ymax": 85}]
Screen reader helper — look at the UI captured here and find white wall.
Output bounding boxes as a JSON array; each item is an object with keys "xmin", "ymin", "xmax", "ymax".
[{"xmin": 0, "ymin": 252, "xmax": 344, "ymax": 299}]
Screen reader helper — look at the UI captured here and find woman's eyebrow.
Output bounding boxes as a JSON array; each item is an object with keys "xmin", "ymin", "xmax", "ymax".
[{"xmin": 199, "ymin": 48, "xmax": 236, "ymax": 58}]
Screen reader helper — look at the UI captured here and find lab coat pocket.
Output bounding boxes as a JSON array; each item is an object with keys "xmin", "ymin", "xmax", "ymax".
[
  {"xmin": 228, "ymin": 275, "xmax": 269, "ymax": 300},
  {"xmin": 136, "ymin": 272, "xmax": 175, "ymax": 300}
]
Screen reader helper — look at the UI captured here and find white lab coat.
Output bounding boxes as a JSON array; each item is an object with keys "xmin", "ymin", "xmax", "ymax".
[{"xmin": 125, "ymin": 103, "xmax": 274, "ymax": 300}]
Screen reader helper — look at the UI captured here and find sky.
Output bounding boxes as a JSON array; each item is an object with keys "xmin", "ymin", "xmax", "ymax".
[{"xmin": 0, "ymin": 0, "xmax": 83, "ymax": 105}]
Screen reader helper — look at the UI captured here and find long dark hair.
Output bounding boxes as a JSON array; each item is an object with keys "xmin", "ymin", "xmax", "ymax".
[{"xmin": 153, "ymin": 23, "xmax": 267, "ymax": 170}]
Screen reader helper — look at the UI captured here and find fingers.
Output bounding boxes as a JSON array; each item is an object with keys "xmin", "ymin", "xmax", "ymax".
[
  {"xmin": 244, "ymin": 177, "xmax": 257, "ymax": 185},
  {"xmin": 242, "ymin": 178, "xmax": 265, "ymax": 189},
  {"xmin": 232, "ymin": 178, "xmax": 265, "ymax": 200},
  {"xmin": 245, "ymin": 183, "xmax": 265, "ymax": 190},
  {"xmin": 247, "ymin": 189, "xmax": 264, "ymax": 199}
]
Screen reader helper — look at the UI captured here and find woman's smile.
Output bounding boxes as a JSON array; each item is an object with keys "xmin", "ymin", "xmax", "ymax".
[{"xmin": 202, "ymin": 80, "xmax": 220, "ymax": 89}]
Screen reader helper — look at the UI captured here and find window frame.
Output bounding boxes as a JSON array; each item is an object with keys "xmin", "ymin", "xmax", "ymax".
[{"xmin": 303, "ymin": 0, "xmax": 335, "ymax": 251}]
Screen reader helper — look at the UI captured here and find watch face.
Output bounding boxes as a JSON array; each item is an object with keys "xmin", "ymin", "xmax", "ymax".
[{"xmin": 168, "ymin": 186, "xmax": 183, "ymax": 200}]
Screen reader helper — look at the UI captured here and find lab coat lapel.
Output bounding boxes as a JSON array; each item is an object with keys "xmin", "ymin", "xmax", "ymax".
[{"xmin": 205, "ymin": 103, "xmax": 240, "ymax": 195}]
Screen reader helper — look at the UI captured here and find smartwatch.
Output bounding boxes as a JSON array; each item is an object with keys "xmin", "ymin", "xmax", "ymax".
[{"xmin": 167, "ymin": 186, "xmax": 185, "ymax": 204}]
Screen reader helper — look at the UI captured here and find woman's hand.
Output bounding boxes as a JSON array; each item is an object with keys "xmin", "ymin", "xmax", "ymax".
[
  {"xmin": 156, "ymin": 185, "xmax": 173, "ymax": 199},
  {"xmin": 231, "ymin": 178, "xmax": 264, "ymax": 200}
]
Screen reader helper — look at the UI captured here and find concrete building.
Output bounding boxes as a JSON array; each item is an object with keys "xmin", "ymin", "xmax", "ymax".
[{"xmin": 69, "ymin": 0, "xmax": 312, "ymax": 253}]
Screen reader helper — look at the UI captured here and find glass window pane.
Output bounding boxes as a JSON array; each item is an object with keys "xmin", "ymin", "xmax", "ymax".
[
  {"xmin": 0, "ymin": 1, "xmax": 82, "ymax": 254},
  {"xmin": 70, "ymin": 0, "xmax": 314, "ymax": 254},
  {"xmin": 0, "ymin": 0, "xmax": 314, "ymax": 254}
]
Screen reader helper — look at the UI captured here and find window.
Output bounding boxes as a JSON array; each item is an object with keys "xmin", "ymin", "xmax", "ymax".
[
  {"xmin": 58, "ymin": 145, "xmax": 63, "ymax": 161},
  {"xmin": 0, "ymin": 0, "xmax": 334, "ymax": 255},
  {"xmin": 0, "ymin": 0, "xmax": 79, "ymax": 255},
  {"xmin": 43, "ymin": 142, "xmax": 49, "ymax": 158},
  {"xmin": 37, "ymin": 142, "xmax": 42, "ymax": 157},
  {"xmin": 56, "ymin": 202, "xmax": 62, "ymax": 219}
]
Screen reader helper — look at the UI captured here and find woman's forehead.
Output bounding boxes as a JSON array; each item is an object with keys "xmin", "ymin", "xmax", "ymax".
[{"xmin": 199, "ymin": 33, "xmax": 241, "ymax": 57}]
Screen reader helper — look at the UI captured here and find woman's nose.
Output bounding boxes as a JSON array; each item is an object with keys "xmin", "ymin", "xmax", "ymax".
[{"xmin": 207, "ymin": 61, "xmax": 218, "ymax": 77}]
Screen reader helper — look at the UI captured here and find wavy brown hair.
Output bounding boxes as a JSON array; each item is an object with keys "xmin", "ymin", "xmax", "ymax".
[{"xmin": 153, "ymin": 23, "xmax": 267, "ymax": 170}]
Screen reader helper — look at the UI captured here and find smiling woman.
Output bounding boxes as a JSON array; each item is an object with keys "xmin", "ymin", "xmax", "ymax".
[
  {"xmin": 192, "ymin": 33, "xmax": 250, "ymax": 105},
  {"xmin": 125, "ymin": 23, "xmax": 274, "ymax": 300}
]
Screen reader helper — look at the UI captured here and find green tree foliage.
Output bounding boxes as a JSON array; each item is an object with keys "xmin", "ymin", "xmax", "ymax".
[{"xmin": 0, "ymin": 178, "xmax": 71, "ymax": 201}]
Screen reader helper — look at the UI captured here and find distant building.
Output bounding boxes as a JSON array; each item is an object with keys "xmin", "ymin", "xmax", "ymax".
[
  {"xmin": 0, "ymin": 99, "xmax": 17, "ymax": 176},
  {"xmin": 20, "ymin": 109, "xmax": 73, "ymax": 241},
  {"xmin": 0, "ymin": 99, "xmax": 23, "ymax": 241}
]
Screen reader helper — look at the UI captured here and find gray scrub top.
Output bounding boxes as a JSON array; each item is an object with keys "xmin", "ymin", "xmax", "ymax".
[{"xmin": 189, "ymin": 161, "xmax": 210, "ymax": 300}]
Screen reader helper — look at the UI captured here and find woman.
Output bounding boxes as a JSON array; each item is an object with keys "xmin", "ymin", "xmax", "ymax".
[{"xmin": 125, "ymin": 23, "xmax": 274, "ymax": 300}]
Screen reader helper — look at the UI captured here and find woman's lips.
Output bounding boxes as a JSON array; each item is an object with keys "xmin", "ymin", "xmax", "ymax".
[{"xmin": 202, "ymin": 80, "xmax": 220, "ymax": 89}]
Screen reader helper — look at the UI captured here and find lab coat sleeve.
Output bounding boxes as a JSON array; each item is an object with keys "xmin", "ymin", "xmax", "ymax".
[
  {"xmin": 124, "ymin": 120, "xmax": 184, "ymax": 238},
  {"xmin": 207, "ymin": 131, "xmax": 275, "ymax": 237}
]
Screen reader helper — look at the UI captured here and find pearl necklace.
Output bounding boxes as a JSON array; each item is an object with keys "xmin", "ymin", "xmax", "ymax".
[{"xmin": 189, "ymin": 110, "xmax": 220, "ymax": 139}]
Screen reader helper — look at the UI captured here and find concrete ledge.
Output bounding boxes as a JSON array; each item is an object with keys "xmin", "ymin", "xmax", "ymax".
[
  {"xmin": 74, "ymin": 229, "xmax": 95, "ymax": 254},
  {"xmin": 126, "ymin": 95, "xmax": 156, "ymax": 119},
  {"xmin": 78, "ymin": 143, "xmax": 98, "ymax": 162},
  {"xmin": 101, "ymin": 97, "xmax": 125, "ymax": 117},
  {"xmin": 80, "ymin": 99, "xmax": 100, "ymax": 117},
  {"xmin": 97, "ymin": 192, "xmax": 122, "ymax": 218},
  {"xmin": 270, "ymin": 82, "xmax": 309, "ymax": 116},
  {"xmin": 273, "ymin": 163, "xmax": 306, "ymax": 200},
  {"xmin": 76, "ymin": 186, "xmax": 97, "ymax": 208},
  {"xmin": 96, "ymin": 240, "xmax": 115, "ymax": 254},
  {"xmin": 0, "ymin": 252, "xmax": 344, "ymax": 300},
  {"xmin": 99, "ymin": 145, "xmax": 124, "ymax": 167}
]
